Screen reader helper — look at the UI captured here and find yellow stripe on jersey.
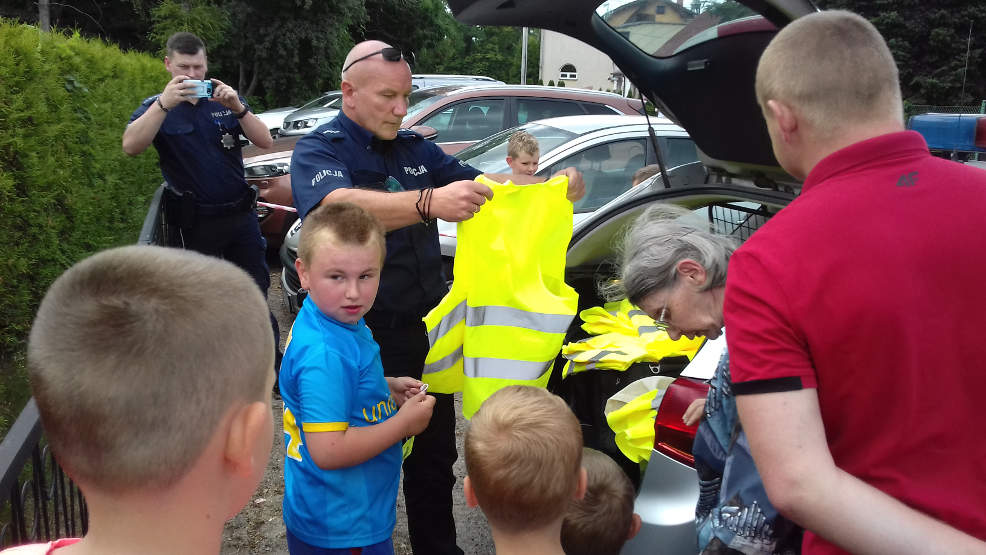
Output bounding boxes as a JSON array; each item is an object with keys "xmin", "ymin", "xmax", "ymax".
[{"xmin": 302, "ymin": 421, "xmax": 348, "ymax": 432}]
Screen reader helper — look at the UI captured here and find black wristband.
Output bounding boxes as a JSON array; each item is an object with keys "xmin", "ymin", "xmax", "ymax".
[
  {"xmin": 156, "ymin": 96, "xmax": 169, "ymax": 113},
  {"xmin": 234, "ymin": 106, "xmax": 250, "ymax": 119}
]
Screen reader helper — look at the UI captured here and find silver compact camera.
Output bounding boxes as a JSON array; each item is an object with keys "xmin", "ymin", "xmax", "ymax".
[{"xmin": 183, "ymin": 79, "xmax": 213, "ymax": 98}]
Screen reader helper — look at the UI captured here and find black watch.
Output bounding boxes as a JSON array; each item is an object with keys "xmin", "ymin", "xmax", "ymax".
[{"xmin": 234, "ymin": 106, "xmax": 250, "ymax": 119}]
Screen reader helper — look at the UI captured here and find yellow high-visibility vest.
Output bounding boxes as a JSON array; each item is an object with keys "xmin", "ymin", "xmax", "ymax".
[
  {"xmin": 561, "ymin": 300, "xmax": 704, "ymax": 378},
  {"xmin": 422, "ymin": 174, "xmax": 578, "ymax": 419},
  {"xmin": 604, "ymin": 376, "xmax": 676, "ymax": 463}
]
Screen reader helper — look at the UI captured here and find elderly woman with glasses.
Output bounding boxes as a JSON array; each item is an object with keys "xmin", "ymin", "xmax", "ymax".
[{"xmin": 608, "ymin": 204, "xmax": 802, "ymax": 554}]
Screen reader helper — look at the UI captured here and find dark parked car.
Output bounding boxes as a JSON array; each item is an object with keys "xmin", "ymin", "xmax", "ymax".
[{"xmin": 444, "ymin": 0, "xmax": 815, "ymax": 552}]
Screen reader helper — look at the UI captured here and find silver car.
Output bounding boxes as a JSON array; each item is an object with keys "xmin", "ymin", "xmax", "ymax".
[
  {"xmin": 280, "ymin": 91, "xmax": 343, "ymax": 136},
  {"xmin": 439, "ymin": 114, "xmax": 700, "ymax": 263},
  {"xmin": 277, "ymin": 113, "xmax": 698, "ymax": 312}
]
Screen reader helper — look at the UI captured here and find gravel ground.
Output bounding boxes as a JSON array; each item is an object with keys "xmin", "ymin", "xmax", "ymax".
[{"xmin": 220, "ymin": 266, "xmax": 495, "ymax": 554}]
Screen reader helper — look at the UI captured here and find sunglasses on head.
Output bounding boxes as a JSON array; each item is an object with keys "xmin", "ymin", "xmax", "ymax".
[{"xmin": 342, "ymin": 47, "xmax": 415, "ymax": 73}]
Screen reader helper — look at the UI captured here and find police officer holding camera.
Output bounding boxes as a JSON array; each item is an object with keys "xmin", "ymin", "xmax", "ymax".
[{"xmin": 123, "ymin": 32, "xmax": 280, "ymax": 367}]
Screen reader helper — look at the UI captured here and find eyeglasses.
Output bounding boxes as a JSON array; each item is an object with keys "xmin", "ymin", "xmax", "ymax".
[
  {"xmin": 652, "ymin": 304, "xmax": 674, "ymax": 333},
  {"xmin": 342, "ymin": 47, "xmax": 415, "ymax": 73}
]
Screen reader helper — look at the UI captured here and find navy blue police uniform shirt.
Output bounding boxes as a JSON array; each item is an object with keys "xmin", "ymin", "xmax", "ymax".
[
  {"xmin": 130, "ymin": 95, "xmax": 251, "ymax": 205},
  {"xmin": 291, "ymin": 111, "xmax": 481, "ymax": 315}
]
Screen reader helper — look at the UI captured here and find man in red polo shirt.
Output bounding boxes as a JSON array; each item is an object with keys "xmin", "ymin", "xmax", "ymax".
[{"xmin": 724, "ymin": 10, "xmax": 986, "ymax": 555}]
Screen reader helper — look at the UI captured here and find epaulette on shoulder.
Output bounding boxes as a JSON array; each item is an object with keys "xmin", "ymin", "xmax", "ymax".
[
  {"xmin": 317, "ymin": 127, "xmax": 347, "ymax": 141},
  {"xmin": 396, "ymin": 128, "xmax": 423, "ymax": 142}
]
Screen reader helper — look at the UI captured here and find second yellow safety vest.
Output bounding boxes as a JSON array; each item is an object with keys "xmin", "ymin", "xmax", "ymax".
[{"xmin": 422, "ymin": 174, "xmax": 578, "ymax": 419}]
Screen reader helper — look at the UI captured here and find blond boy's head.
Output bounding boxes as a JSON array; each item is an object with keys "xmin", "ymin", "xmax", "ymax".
[
  {"xmin": 506, "ymin": 130, "xmax": 540, "ymax": 176},
  {"xmin": 631, "ymin": 164, "xmax": 662, "ymax": 187},
  {"xmin": 27, "ymin": 246, "xmax": 274, "ymax": 494},
  {"xmin": 464, "ymin": 386, "xmax": 585, "ymax": 533},
  {"xmin": 562, "ymin": 448, "xmax": 642, "ymax": 555},
  {"xmin": 297, "ymin": 202, "xmax": 386, "ymax": 266},
  {"xmin": 755, "ymin": 10, "xmax": 902, "ymax": 143}
]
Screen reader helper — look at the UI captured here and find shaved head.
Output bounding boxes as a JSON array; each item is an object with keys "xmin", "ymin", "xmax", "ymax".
[
  {"xmin": 340, "ymin": 40, "xmax": 413, "ymax": 139},
  {"xmin": 341, "ymin": 40, "xmax": 395, "ymax": 84}
]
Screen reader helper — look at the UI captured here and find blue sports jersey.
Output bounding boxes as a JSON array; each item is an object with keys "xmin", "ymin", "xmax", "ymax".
[
  {"xmin": 129, "ymin": 95, "xmax": 251, "ymax": 204},
  {"xmin": 289, "ymin": 112, "xmax": 481, "ymax": 315},
  {"xmin": 280, "ymin": 297, "xmax": 402, "ymax": 549}
]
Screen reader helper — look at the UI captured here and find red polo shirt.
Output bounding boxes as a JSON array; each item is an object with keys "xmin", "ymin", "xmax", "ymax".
[{"xmin": 725, "ymin": 131, "xmax": 986, "ymax": 553}]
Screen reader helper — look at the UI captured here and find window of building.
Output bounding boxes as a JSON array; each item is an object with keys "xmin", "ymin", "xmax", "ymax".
[{"xmin": 559, "ymin": 63, "xmax": 578, "ymax": 81}]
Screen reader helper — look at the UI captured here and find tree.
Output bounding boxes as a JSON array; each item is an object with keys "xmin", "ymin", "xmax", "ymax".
[
  {"xmin": 817, "ymin": 0, "xmax": 986, "ymax": 105},
  {"xmin": 211, "ymin": 0, "xmax": 367, "ymax": 107},
  {"xmin": 149, "ymin": 0, "xmax": 230, "ymax": 55}
]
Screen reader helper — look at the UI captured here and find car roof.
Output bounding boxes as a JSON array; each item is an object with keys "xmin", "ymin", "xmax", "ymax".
[
  {"xmin": 531, "ymin": 113, "xmax": 679, "ymax": 135},
  {"xmin": 417, "ymin": 83, "xmax": 637, "ymax": 101}
]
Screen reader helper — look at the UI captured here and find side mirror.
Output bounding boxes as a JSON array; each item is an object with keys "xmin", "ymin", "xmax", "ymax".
[{"xmin": 410, "ymin": 125, "xmax": 438, "ymax": 141}]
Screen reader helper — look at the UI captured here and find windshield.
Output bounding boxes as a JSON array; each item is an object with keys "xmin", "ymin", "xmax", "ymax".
[
  {"xmin": 298, "ymin": 92, "xmax": 343, "ymax": 110},
  {"xmin": 455, "ymin": 123, "xmax": 578, "ymax": 173},
  {"xmin": 596, "ymin": 0, "xmax": 757, "ymax": 58}
]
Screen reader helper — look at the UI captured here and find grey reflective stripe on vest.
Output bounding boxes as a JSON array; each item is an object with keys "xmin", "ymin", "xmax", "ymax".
[
  {"xmin": 651, "ymin": 388, "xmax": 669, "ymax": 411},
  {"xmin": 423, "ymin": 346, "xmax": 463, "ymax": 376},
  {"xmin": 464, "ymin": 357, "xmax": 553, "ymax": 380},
  {"xmin": 627, "ymin": 309, "xmax": 648, "ymax": 319},
  {"xmin": 425, "ymin": 351, "xmax": 553, "ymax": 380},
  {"xmin": 585, "ymin": 349, "xmax": 629, "ymax": 362},
  {"xmin": 427, "ymin": 302, "xmax": 574, "ymax": 346},
  {"xmin": 636, "ymin": 326, "xmax": 660, "ymax": 335},
  {"xmin": 427, "ymin": 300, "xmax": 468, "ymax": 346}
]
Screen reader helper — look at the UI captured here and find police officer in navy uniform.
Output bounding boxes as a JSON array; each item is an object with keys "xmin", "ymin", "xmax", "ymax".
[
  {"xmin": 290, "ymin": 40, "xmax": 584, "ymax": 555},
  {"xmin": 123, "ymin": 32, "xmax": 281, "ymax": 369}
]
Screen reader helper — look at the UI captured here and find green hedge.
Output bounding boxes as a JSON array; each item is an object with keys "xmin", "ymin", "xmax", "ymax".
[{"xmin": 0, "ymin": 21, "xmax": 166, "ymax": 432}]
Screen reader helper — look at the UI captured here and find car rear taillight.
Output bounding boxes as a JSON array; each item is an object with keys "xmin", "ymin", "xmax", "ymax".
[{"xmin": 654, "ymin": 377, "xmax": 709, "ymax": 467}]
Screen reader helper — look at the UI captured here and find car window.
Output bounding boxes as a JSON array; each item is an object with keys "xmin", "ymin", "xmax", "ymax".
[
  {"xmin": 548, "ymin": 138, "xmax": 647, "ymax": 213},
  {"xmin": 404, "ymin": 88, "xmax": 453, "ymax": 121},
  {"xmin": 517, "ymin": 99, "xmax": 585, "ymax": 124},
  {"xmin": 596, "ymin": 0, "xmax": 758, "ymax": 58},
  {"xmin": 665, "ymin": 137, "xmax": 699, "ymax": 168},
  {"xmin": 456, "ymin": 122, "xmax": 578, "ymax": 173},
  {"xmin": 582, "ymin": 102, "xmax": 620, "ymax": 115},
  {"xmin": 424, "ymin": 99, "xmax": 506, "ymax": 143}
]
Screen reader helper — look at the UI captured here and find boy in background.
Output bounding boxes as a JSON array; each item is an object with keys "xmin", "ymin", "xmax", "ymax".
[
  {"xmin": 561, "ymin": 448, "xmax": 642, "ymax": 555},
  {"xmin": 280, "ymin": 202, "xmax": 435, "ymax": 554},
  {"xmin": 506, "ymin": 130, "xmax": 540, "ymax": 176},
  {"xmin": 464, "ymin": 386, "xmax": 587, "ymax": 555},
  {"xmin": 7, "ymin": 245, "xmax": 275, "ymax": 554}
]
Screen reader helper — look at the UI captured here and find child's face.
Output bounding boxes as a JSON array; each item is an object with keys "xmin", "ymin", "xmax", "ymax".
[
  {"xmin": 296, "ymin": 234, "xmax": 382, "ymax": 324},
  {"xmin": 506, "ymin": 152, "xmax": 539, "ymax": 176}
]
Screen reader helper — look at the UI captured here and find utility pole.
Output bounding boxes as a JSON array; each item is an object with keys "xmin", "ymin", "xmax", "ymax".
[
  {"xmin": 961, "ymin": 21, "xmax": 973, "ymax": 103},
  {"xmin": 39, "ymin": 0, "xmax": 50, "ymax": 32},
  {"xmin": 521, "ymin": 27, "xmax": 529, "ymax": 85}
]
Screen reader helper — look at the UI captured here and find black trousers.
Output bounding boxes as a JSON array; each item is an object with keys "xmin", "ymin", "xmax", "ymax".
[
  {"xmin": 369, "ymin": 321, "xmax": 462, "ymax": 555},
  {"xmin": 178, "ymin": 210, "xmax": 281, "ymax": 370}
]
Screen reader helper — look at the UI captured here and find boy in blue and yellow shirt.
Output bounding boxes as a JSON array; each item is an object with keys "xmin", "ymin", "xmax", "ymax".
[{"xmin": 280, "ymin": 202, "xmax": 435, "ymax": 555}]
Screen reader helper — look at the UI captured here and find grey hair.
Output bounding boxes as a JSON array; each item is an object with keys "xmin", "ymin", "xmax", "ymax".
[{"xmin": 602, "ymin": 204, "xmax": 738, "ymax": 305}]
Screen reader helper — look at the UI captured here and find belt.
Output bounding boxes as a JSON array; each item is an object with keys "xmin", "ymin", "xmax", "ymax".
[{"xmin": 164, "ymin": 185, "xmax": 257, "ymax": 217}]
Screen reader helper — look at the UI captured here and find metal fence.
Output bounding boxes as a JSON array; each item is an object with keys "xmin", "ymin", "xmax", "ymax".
[
  {"xmin": 0, "ymin": 184, "xmax": 169, "ymax": 547},
  {"xmin": 905, "ymin": 101, "xmax": 986, "ymax": 120}
]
